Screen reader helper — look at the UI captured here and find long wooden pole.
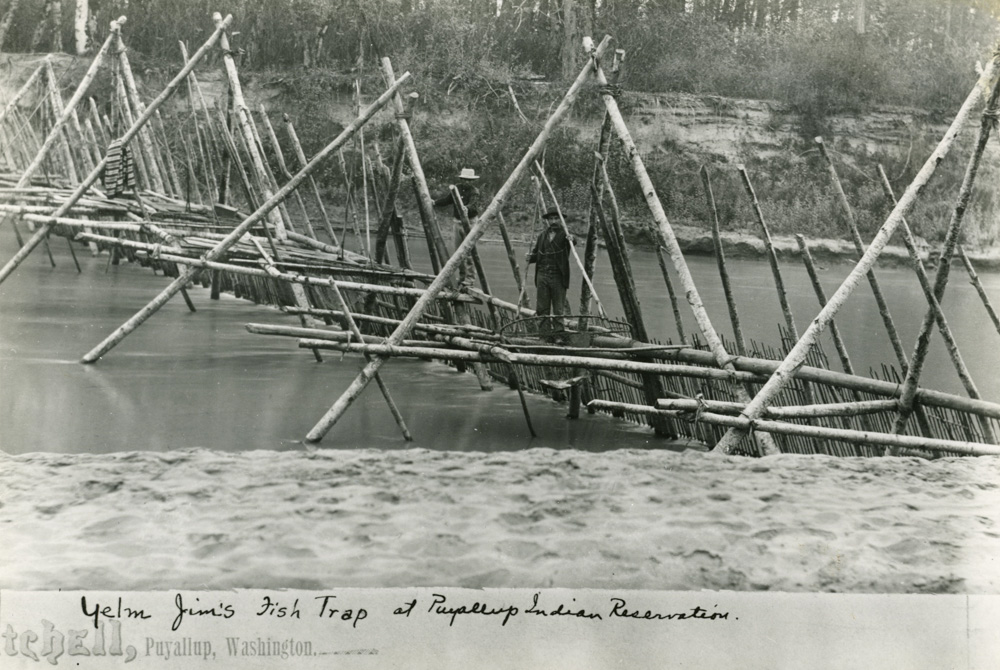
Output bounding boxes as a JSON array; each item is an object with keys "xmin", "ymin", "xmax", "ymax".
[
  {"xmin": 381, "ymin": 57, "xmax": 451, "ymax": 270},
  {"xmin": 590, "ymin": 401, "xmax": 1000, "ymax": 457},
  {"xmin": 874, "ymin": 165, "xmax": 993, "ymax": 444},
  {"xmin": 304, "ymin": 37, "xmax": 613, "ymax": 444},
  {"xmin": 116, "ymin": 29, "xmax": 167, "ymax": 193},
  {"xmin": 795, "ymin": 235, "xmax": 855, "ymax": 375},
  {"xmin": 259, "ymin": 104, "xmax": 316, "ymax": 238},
  {"xmin": 215, "ymin": 13, "xmax": 285, "ymax": 240},
  {"xmin": 592, "ymin": 57, "xmax": 779, "ymax": 456},
  {"xmin": 0, "ymin": 15, "xmax": 234, "ymax": 287},
  {"xmin": 283, "ymin": 114, "xmax": 339, "ymax": 245},
  {"xmin": 16, "ymin": 19, "xmax": 120, "ymax": 189},
  {"xmin": 815, "ymin": 137, "xmax": 908, "ymax": 371},
  {"xmin": 737, "ymin": 166, "xmax": 806, "ymax": 355},
  {"xmin": 713, "ymin": 53, "xmax": 1000, "ymax": 455},
  {"xmin": 958, "ymin": 245, "xmax": 1000, "ymax": 338},
  {"xmin": 701, "ymin": 166, "xmax": 745, "ymax": 355},
  {"xmin": 78, "ymin": 67, "xmax": 410, "ymax": 363},
  {"xmin": 795, "ymin": 233, "xmax": 869, "ymax": 455},
  {"xmin": 0, "ymin": 64, "xmax": 43, "ymax": 128},
  {"xmin": 656, "ymin": 397, "xmax": 899, "ymax": 419},
  {"xmin": 887, "ymin": 68, "xmax": 1000, "ymax": 452},
  {"xmin": 373, "ymin": 137, "xmax": 406, "ymax": 264}
]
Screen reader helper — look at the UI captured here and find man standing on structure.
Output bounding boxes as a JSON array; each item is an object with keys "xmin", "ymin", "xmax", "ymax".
[
  {"xmin": 526, "ymin": 207, "xmax": 571, "ymax": 335},
  {"xmin": 433, "ymin": 167, "xmax": 480, "ymax": 287}
]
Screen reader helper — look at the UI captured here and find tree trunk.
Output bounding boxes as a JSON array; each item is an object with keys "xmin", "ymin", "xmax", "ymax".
[
  {"xmin": 74, "ymin": 0, "xmax": 87, "ymax": 54},
  {"xmin": 31, "ymin": 1, "xmax": 53, "ymax": 51},
  {"xmin": 559, "ymin": 0, "xmax": 578, "ymax": 81},
  {"xmin": 0, "ymin": 0, "xmax": 22, "ymax": 51},
  {"xmin": 755, "ymin": 0, "xmax": 769, "ymax": 28},
  {"xmin": 855, "ymin": 0, "xmax": 865, "ymax": 35},
  {"xmin": 51, "ymin": 0, "xmax": 63, "ymax": 52},
  {"xmin": 785, "ymin": 0, "xmax": 800, "ymax": 23},
  {"xmin": 733, "ymin": 0, "xmax": 748, "ymax": 28}
]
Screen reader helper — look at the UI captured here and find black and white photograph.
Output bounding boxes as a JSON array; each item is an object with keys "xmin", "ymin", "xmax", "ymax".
[{"xmin": 1, "ymin": 0, "xmax": 999, "ymax": 667}]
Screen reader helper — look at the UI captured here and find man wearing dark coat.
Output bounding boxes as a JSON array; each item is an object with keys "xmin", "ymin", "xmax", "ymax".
[{"xmin": 526, "ymin": 207, "xmax": 571, "ymax": 333}]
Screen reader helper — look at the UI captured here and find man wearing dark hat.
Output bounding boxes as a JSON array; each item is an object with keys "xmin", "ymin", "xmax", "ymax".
[
  {"xmin": 433, "ymin": 167, "xmax": 480, "ymax": 287},
  {"xmin": 526, "ymin": 207, "xmax": 571, "ymax": 334}
]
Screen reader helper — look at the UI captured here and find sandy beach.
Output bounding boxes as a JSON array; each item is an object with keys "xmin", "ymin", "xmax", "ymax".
[{"xmin": 2, "ymin": 447, "xmax": 998, "ymax": 593}]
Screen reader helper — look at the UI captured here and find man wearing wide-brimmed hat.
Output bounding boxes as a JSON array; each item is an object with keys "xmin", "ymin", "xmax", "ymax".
[
  {"xmin": 433, "ymin": 167, "xmax": 481, "ymax": 287},
  {"xmin": 526, "ymin": 206, "xmax": 571, "ymax": 334}
]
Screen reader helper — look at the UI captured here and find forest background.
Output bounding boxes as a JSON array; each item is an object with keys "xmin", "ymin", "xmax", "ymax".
[{"xmin": 1, "ymin": 0, "xmax": 999, "ymax": 248}]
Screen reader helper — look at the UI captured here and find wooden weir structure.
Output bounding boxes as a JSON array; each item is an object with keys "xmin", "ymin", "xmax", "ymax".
[{"xmin": 2, "ymin": 16, "xmax": 1000, "ymax": 458}]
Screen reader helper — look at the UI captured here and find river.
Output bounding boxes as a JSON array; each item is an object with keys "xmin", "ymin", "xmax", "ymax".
[{"xmin": 1, "ymin": 228, "xmax": 999, "ymax": 455}]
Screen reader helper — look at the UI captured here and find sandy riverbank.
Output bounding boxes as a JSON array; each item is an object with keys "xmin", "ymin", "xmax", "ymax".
[{"xmin": 2, "ymin": 447, "xmax": 998, "ymax": 593}]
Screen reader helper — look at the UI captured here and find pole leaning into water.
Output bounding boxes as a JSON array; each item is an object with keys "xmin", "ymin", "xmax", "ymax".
[
  {"xmin": 284, "ymin": 114, "xmax": 340, "ymax": 245},
  {"xmin": 0, "ymin": 15, "xmax": 234, "ymax": 288},
  {"xmin": 215, "ymin": 13, "xmax": 285, "ymax": 240},
  {"xmin": 79, "ymin": 68, "xmax": 411, "ymax": 363},
  {"xmin": 815, "ymin": 137, "xmax": 908, "ymax": 372},
  {"xmin": 957, "ymin": 245, "xmax": 1000, "ymax": 338},
  {"xmin": 886, "ymin": 66, "xmax": 1000, "ymax": 452},
  {"xmin": 874, "ymin": 165, "xmax": 994, "ymax": 444},
  {"xmin": 14, "ymin": 21, "xmax": 119, "ymax": 189},
  {"xmin": 712, "ymin": 53, "xmax": 1000, "ymax": 455},
  {"xmin": 592, "ymin": 57, "xmax": 779, "ymax": 455},
  {"xmin": 304, "ymin": 37, "xmax": 614, "ymax": 444},
  {"xmin": 381, "ymin": 57, "xmax": 451, "ymax": 271},
  {"xmin": 116, "ymin": 29, "xmax": 167, "ymax": 193},
  {"xmin": 701, "ymin": 166, "xmax": 745, "ymax": 355}
]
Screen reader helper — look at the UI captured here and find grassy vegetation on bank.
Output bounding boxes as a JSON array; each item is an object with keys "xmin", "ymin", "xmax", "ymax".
[{"xmin": 3, "ymin": 0, "xmax": 998, "ymax": 247}]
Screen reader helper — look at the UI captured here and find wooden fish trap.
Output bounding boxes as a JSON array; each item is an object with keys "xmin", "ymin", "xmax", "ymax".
[{"xmin": 2, "ymin": 22, "xmax": 1000, "ymax": 459}]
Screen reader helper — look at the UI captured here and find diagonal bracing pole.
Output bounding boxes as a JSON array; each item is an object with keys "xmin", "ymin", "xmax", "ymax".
[
  {"xmin": 713, "ymin": 52, "xmax": 1000, "ymax": 455},
  {"xmin": 957, "ymin": 245, "xmax": 1000, "ymax": 339},
  {"xmin": 284, "ymin": 114, "xmax": 339, "ymax": 245},
  {"xmin": 0, "ymin": 15, "xmax": 231, "ymax": 287},
  {"xmin": 592, "ymin": 55, "xmax": 780, "ymax": 455},
  {"xmin": 885, "ymin": 66, "xmax": 1000, "ymax": 453},
  {"xmin": 215, "ymin": 13, "xmax": 286, "ymax": 240},
  {"xmin": 815, "ymin": 137, "xmax": 909, "ymax": 371},
  {"xmin": 303, "ymin": 37, "xmax": 614, "ymax": 444},
  {"xmin": 876, "ymin": 166, "xmax": 996, "ymax": 445},
  {"xmin": 79, "ymin": 69, "xmax": 411, "ymax": 363}
]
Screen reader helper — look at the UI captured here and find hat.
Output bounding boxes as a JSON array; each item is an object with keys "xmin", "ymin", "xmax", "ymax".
[
  {"xmin": 458, "ymin": 168, "xmax": 479, "ymax": 181},
  {"xmin": 542, "ymin": 206, "xmax": 561, "ymax": 220}
]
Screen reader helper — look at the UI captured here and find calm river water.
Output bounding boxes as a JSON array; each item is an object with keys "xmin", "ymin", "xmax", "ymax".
[{"xmin": 1, "ymin": 228, "xmax": 998, "ymax": 455}]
